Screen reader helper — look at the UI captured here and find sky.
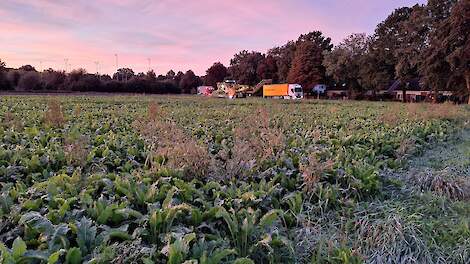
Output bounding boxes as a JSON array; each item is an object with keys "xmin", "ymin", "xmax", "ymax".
[{"xmin": 0, "ymin": 0, "xmax": 426, "ymax": 75}]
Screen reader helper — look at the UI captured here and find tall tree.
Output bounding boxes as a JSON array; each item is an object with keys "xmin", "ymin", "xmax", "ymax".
[
  {"xmin": 421, "ymin": 0, "xmax": 469, "ymax": 103},
  {"xmin": 174, "ymin": 71, "xmax": 184, "ymax": 87},
  {"xmin": 0, "ymin": 59, "xmax": 8, "ymax": 90},
  {"xmin": 287, "ymin": 41, "xmax": 324, "ymax": 92},
  {"xmin": 204, "ymin": 62, "xmax": 228, "ymax": 87},
  {"xmin": 228, "ymin": 51, "xmax": 265, "ymax": 85},
  {"xmin": 358, "ymin": 38, "xmax": 392, "ymax": 95},
  {"xmin": 394, "ymin": 4, "xmax": 429, "ymax": 101},
  {"xmin": 323, "ymin": 33, "xmax": 368, "ymax": 98},
  {"xmin": 297, "ymin": 31, "xmax": 333, "ymax": 51},
  {"xmin": 179, "ymin": 70, "xmax": 201, "ymax": 93},
  {"xmin": 268, "ymin": 31, "xmax": 332, "ymax": 84},
  {"xmin": 268, "ymin": 41, "xmax": 296, "ymax": 83},
  {"xmin": 369, "ymin": 7, "xmax": 414, "ymax": 89},
  {"xmin": 256, "ymin": 55, "xmax": 278, "ymax": 82}
]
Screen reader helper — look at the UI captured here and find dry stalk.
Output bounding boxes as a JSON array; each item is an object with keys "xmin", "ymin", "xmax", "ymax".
[
  {"xmin": 133, "ymin": 106, "xmax": 209, "ymax": 179},
  {"xmin": 44, "ymin": 99, "xmax": 65, "ymax": 127},
  {"xmin": 300, "ymin": 153, "xmax": 334, "ymax": 191},
  {"xmin": 225, "ymin": 108, "xmax": 285, "ymax": 178},
  {"xmin": 2, "ymin": 112, "xmax": 23, "ymax": 130},
  {"xmin": 64, "ymin": 135, "xmax": 90, "ymax": 167}
]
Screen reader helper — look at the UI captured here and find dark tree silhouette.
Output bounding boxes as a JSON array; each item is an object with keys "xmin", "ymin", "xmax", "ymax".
[
  {"xmin": 179, "ymin": 70, "xmax": 201, "ymax": 93},
  {"xmin": 204, "ymin": 62, "xmax": 228, "ymax": 88},
  {"xmin": 17, "ymin": 71, "xmax": 41, "ymax": 91},
  {"xmin": 166, "ymin": 70, "xmax": 176, "ymax": 80},
  {"xmin": 228, "ymin": 50, "xmax": 265, "ymax": 85},
  {"xmin": 19, "ymin": 65, "xmax": 37, "ymax": 72},
  {"xmin": 42, "ymin": 70, "xmax": 66, "ymax": 90},
  {"xmin": 146, "ymin": 70, "xmax": 157, "ymax": 81},
  {"xmin": 268, "ymin": 41, "xmax": 296, "ymax": 83},
  {"xmin": 113, "ymin": 68, "xmax": 134, "ymax": 81}
]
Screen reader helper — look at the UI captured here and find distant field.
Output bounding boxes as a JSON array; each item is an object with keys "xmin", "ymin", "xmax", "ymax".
[{"xmin": 0, "ymin": 96, "xmax": 469, "ymax": 263}]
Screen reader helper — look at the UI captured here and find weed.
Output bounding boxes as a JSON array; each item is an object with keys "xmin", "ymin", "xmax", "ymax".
[
  {"xmin": 44, "ymin": 99, "xmax": 65, "ymax": 127},
  {"xmin": 134, "ymin": 113, "xmax": 210, "ymax": 180},
  {"xmin": 300, "ymin": 154, "xmax": 334, "ymax": 191},
  {"xmin": 410, "ymin": 172, "xmax": 469, "ymax": 200},
  {"xmin": 64, "ymin": 135, "xmax": 90, "ymax": 167},
  {"xmin": 380, "ymin": 103, "xmax": 402, "ymax": 126},
  {"xmin": 396, "ymin": 137, "xmax": 417, "ymax": 158},
  {"xmin": 147, "ymin": 101, "xmax": 160, "ymax": 121},
  {"xmin": 2, "ymin": 112, "xmax": 23, "ymax": 130},
  {"xmin": 225, "ymin": 108, "xmax": 284, "ymax": 178},
  {"xmin": 73, "ymin": 105, "xmax": 81, "ymax": 116}
]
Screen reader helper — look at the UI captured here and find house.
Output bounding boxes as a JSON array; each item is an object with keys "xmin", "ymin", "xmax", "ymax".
[
  {"xmin": 386, "ymin": 79, "xmax": 455, "ymax": 102},
  {"xmin": 326, "ymin": 89, "xmax": 348, "ymax": 99}
]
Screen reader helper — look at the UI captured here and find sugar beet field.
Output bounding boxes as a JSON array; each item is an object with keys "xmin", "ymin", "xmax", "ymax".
[{"xmin": 0, "ymin": 96, "xmax": 469, "ymax": 264}]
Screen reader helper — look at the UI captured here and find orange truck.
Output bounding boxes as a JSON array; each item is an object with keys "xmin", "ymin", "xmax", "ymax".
[{"xmin": 263, "ymin": 84, "xmax": 304, "ymax": 99}]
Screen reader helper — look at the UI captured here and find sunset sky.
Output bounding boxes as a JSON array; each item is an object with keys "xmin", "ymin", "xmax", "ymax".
[{"xmin": 0, "ymin": 0, "xmax": 426, "ymax": 75}]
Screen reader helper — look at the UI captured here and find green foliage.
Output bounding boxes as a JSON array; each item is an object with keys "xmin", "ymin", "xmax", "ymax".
[
  {"xmin": 0, "ymin": 96, "xmax": 467, "ymax": 263},
  {"xmin": 76, "ymin": 217, "xmax": 97, "ymax": 256},
  {"xmin": 312, "ymin": 245, "xmax": 363, "ymax": 264},
  {"xmin": 65, "ymin": 247, "xmax": 82, "ymax": 264}
]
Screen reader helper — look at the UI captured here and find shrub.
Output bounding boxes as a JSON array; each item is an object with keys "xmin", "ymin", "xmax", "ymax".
[{"xmin": 17, "ymin": 71, "xmax": 42, "ymax": 91}]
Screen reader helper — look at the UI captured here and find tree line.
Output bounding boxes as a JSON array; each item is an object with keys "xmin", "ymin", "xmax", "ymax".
[
  {"xmin": 205, "ymin": 0, "xmax": 468, "ymax": 102},
  {"xmin": 0, "ymin": 62, "xmax": 203, "ymax": 94},
  {"xmin": 0, "ymin": 0, "xmax": 468, "ymax": 102}
]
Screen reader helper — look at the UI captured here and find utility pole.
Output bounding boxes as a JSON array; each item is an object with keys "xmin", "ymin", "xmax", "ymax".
[
  {"xmin": 147, "ymin": 58, "xmax": 151, "ymax": 72},
  {"xmin": 64, "ymin": 58, "xmax": 69, "ymax": 73},
  {"xmin": 115, "ymin": 54, "xmax": 119, "ymax": 81},
  {"xmin": 39, "ymin": 60, "xmax": 43, "ymax": 83},
  {"xmin": 94, "ymin": 61, "xmax": 100, "ymax": 80}
]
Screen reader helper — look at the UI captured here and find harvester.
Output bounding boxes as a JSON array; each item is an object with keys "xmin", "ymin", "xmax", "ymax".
[{"xmin": 213, "ymin": 79, "xmax": 272, "ymax": 98}]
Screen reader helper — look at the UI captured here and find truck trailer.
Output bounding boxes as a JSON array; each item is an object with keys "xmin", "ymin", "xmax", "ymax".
[{"xmin": 263, "ymin": 84, "xmax": 304, "ymax": 99}]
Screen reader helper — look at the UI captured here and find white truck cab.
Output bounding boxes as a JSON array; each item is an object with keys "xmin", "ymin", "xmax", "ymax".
[{"xmin": 287, "ymin": 84, "xmax": 304, "ymax": 99}]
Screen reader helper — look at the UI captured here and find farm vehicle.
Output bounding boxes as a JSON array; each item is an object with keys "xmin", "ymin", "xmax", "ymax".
[{"xmin": 212, "ymin": 79, "xmax": 272, "ymax": 98}]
